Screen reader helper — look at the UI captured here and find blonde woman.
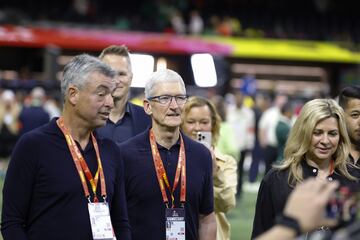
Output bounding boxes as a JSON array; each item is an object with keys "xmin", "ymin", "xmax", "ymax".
[
  {"xmin": 182, "ymin": 96, "xmax": 237, "ymax": 240},
  {"xmin": 252, "ymin": 99, "xmax": 357, "ymax": 238}
]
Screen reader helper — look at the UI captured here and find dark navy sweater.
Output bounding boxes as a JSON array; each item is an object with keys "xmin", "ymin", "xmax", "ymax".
[{"xmin": 1, "ymin": 118, "xmax": 131, "ymax": 240}]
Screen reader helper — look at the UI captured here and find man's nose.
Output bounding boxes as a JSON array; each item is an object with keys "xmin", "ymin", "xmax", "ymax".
[
  {"xmin": 169, "ymin": 97, "xmax": 179, "ymax": 107},
  {"xmin": 105, "ymin": 94, "xmax": 114, "ymax": 109}
]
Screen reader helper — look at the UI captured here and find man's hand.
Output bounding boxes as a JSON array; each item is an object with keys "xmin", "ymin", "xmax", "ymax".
[
  {"xmin": 256, "ymin": 178, "xmax": 339, "ymax": 240},
  {"xmin": 284, "ymin": 178, "xmax": 339, "ymax": 233}
]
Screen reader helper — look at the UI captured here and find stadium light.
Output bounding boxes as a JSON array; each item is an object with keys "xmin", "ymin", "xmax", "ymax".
[
  {"xmin": 130, "ymin": 54, "xmax": 154, "ymax": 88},
  {"xmin": 191, "ymin": 53, "xmax": 217, "ymax": 87}
]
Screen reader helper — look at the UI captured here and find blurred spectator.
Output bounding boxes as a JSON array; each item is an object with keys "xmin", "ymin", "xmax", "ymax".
[
  {"xmin": 213, "ymin": 95, "xmax": 238, "ymax": 160},
  {"xmin": 217, "ymin": 16, "xmax": 233, "ymax": 36},
  {"xmin": 44, "ymin": 94, "xmax": 62, "ymax": 119},
  {"xmin": 18, "ymin": 87, "xmax": 50, "ymax": 136},
  {"xmin": 229, "ymin": 17, "xmax": 242, "ymax": 36},
  {"xmin": 188, "ymin": 10, "xmax": 204, "ymax": 35},
  {"xmin": 249, "ymin": 92, "xmax": 271, "ymax": 184},
  {"xmin": 0, "ymin": 89, "xmax": 20, "ymax": 174},
  {"xmin": 204, "ymin": 15, "xmax": 221, "ymax": 35},
  {"xmin": 227, "ymin": 89, "xmax": 255, "ymax": 199},
  {"xmin": 65, "ymin": 0, "xmax": 96, "ymax": 23},
  {"xmin": 258, "ymin": 93, "xmax": 288, "ymax": 174},
  {"xmin": 170, "ymin": 9, "xmax": 186, "ymax": 34},
  {"xmin": 275, "ymin": 101, "xmax": 294, "ymax": 163}
]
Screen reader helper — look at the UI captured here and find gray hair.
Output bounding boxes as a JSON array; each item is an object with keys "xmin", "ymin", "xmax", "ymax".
[
  {"xmin": 61, "ymin": 54, "xmax": 116, "ymax": 100},
  {"xmin": 144, "ymin": 69, "xmax": 186, "ymax": 98}
]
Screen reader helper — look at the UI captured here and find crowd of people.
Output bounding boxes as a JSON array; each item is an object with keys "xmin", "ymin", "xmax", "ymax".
[
  {"xmin": 0, "ymin": 87, "xmax": 59, "ymax": 174},
  {"xmin": 0, "ymin": 44, "xmax": 359, "ymax": 240},
  {"xmin": 0, "ymin": 0, "xmax": 359, "ymax": 47}
]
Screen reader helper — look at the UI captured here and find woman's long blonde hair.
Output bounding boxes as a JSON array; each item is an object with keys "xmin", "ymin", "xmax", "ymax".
[{"xmin": 276, "ymin": 98, "xmax": 356, "ymax": 186}]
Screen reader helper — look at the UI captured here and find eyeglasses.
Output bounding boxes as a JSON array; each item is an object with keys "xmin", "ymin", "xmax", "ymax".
[{"xmin": 148, "ymin": 95, "xmax": 188, "ymax": 105}]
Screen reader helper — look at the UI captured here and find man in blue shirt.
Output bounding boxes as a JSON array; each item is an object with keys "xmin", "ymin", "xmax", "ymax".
[
  {"xmin": 97, "ymin": 45, "xmax": 151, "ymax": 145},
  {"xmin": 119, "ymin": 69, "xmax": 216, "ymax": 240},
  {"xmin": 1, "ymin": 54, "xmax": 131, "ymax": 240}
]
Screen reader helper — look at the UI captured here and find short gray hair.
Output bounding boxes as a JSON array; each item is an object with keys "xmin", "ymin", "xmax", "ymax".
[
  {"xmin": 144, "ymin": 69, "xmax": 186, "ymax": 98},
  {"xmin": 61, "ymin": 54, "xmax": 116, "ymax": 100}
]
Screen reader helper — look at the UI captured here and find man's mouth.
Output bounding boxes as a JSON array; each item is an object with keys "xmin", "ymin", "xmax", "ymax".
[
  {"xmin": 167, "ymin": 113, "xmax": 180, "ymax": 117},
  {"xmin": 100, "ymin": 112, "xmax": 110, "ymax": 118}
]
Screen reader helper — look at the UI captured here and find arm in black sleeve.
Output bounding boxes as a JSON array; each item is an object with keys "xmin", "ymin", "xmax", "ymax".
[
  {"xmin": 251, "ymin": 174, "xmax": 276, "ymax": 239},
  {"xmin": 1, "ymin": 135, "xmax": 37, "ymax": 240}
]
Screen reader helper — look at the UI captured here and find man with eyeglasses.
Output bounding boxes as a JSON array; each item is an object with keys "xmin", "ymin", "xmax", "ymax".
[
  {"xmin": 97, "ymin": 45, "xmax": 151, "ymax": 145},
  {"xmin": 118, "ymin": 69, "xmax": 216, "ymax": 240}
]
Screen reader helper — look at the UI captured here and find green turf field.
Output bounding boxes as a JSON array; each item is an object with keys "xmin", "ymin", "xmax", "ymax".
[{"xmin": 229, "ymin": 189, "xmax": 258, "ymax": 240}]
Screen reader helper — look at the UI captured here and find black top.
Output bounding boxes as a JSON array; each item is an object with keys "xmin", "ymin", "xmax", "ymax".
[
  {"xmin": 1, "ymin": 118, "xmax": 131, "ymax": 240},
  {"xmin": 119, "ymin": 129, "xmax": 214, "ymax": 240},
  {"xmin": 348, "ymin": 154, "xmax": 360, "ymax": 179},
  {"xmin": 252, "ymin": 160, "xmax": 358, "ymax": 239},
  {"xmin": 96, "ymin": 102, "xmax": 151, "ymax": 145},
  {"xmin": 19, "ymin": 106, "xmax": 50, "ymax": 136}
]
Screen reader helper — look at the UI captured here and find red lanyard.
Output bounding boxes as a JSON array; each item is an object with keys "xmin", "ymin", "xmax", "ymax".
[
  {"xmin": 149, "ymin": 129, "xmax": 186, "ymax": 208},
  {"xmin": 57, "ymin": 117, "xmax": 106, "ymax": 202}
]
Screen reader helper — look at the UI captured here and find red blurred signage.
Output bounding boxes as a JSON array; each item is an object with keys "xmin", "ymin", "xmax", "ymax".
[{"xmin": 0, "ymin": 25, "xmax": 232, "ymax": 55}]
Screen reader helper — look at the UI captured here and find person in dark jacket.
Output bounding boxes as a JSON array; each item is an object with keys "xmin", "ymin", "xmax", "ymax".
[
  {"xmin": 18, "ymin": 87, "xmax": 50, "ymax": 136},
  {"xmin": 96, "ymin": 45, "xmax": 151, "ymax": 145}
]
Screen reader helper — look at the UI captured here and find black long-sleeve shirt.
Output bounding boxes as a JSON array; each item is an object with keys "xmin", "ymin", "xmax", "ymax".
[
  {"xmin": 252, "ymin": 161, "xmax": 358, "ymax": 239},
  {"xmin": 1, "ymin": 118, "xmax": 131, "ymax": 240}
]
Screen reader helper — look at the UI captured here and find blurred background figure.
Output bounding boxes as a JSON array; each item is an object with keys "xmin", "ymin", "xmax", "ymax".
[
  {"xmin": 227, "ymin": 89, "xmax": 255, "ymax": 199},
  {"xmin": 275, "ymin": 101, "xmax": 294, "ymax": 163},
  {"xmin": 18, "ymin": 87, "xmax": 50, "ymax": 136},
  {"xmin": 43, "ymin": 94, "xmax": 62, "ymax": 120},
  {"xmin": 0, "ymin": 89, "xmax": 20, "ymax": 175},
  {"xmin": 248, "ymin": 93, "xmax": 271, "ymax": 186},
  {"xmin": 258, "ymin": 93, "xmax": 288, "ymax": 174},
  {"xmin": 182, "ymin": 96, "xmax": 237, "ymax": 240},
  {"xmin": 188, "ymin": 10, "xmax": 204, "ymax": 35},
  {"xmin": 170, "ymin": 9, "xmax": 186, "ymax": 34},
  {"xmin": 212, "ymin": 95, "xmax": 238, "ymax": 160}
]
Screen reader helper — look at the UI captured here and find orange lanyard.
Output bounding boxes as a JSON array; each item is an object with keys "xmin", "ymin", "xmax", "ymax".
[
  {"xmin": 149, "ymin": 129, "xmax": 186, "ymax": 208},
  {"xmin": 57, "ymin": 117, "xmax": 106, "ymax": 202}
]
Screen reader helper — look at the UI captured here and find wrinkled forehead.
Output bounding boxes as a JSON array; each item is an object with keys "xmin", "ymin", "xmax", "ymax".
[
  {"xmin": 151, "ymin": 81, "xmax": 186, "ymax": 96},
  {"xmin": 86, "ymin": 71, "xmax": 116, "ymax": 89}
]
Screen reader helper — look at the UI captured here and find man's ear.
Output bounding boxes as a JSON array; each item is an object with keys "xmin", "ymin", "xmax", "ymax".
[
  {"xmin": 68, "ymin": 85, "xmax": 79, "ymax": 106},
  {"xmin": 143, "ymin": 99, "xmax": 152, "ymax": 116}
]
